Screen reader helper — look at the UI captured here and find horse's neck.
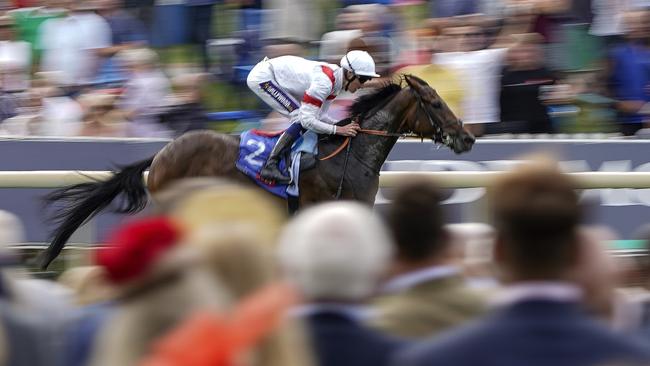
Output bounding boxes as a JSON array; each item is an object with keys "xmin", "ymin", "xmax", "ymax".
[{"xmin": 353, "ymin": 90, "xmax": 412, "ymax": 174}]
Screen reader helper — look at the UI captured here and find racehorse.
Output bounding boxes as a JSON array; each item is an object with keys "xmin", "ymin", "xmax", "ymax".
[{"xmin": 39, "ymin": 75, "xmax": 475, "ymax": 269}]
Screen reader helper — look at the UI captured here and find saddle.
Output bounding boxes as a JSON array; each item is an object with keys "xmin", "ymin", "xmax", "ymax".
[{"xmin": 236, "ymin": 129, "xmax": 318, "ymax": 199}]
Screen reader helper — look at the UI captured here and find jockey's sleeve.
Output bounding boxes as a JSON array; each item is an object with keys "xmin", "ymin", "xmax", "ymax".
[
  {"xmin": 320, "ymin": 113, "xmax": 338, "ymax": 125},
  {"xmin": 298, "ymin": 67, "xmax": 337, "ymax": 135}
]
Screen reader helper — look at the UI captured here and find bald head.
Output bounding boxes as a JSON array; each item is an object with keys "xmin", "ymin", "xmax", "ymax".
[{"xmin": 278, "ymin": 202, "xmax": 393, "ymax": 301}]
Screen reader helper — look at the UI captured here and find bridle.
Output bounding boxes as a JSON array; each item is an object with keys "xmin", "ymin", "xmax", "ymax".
[
  {"xmin": 358, "ymin": 83, "xmax": 459, "ymax": 146},
  {"xmin": 411, "ymin": 88, "xmax": 461, "ymax": 148},
  {"xmin": 320, "ymin": 83, "xmax": 458, "ymax": 161}
]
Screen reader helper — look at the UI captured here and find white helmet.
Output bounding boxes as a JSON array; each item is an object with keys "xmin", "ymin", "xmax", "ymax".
[{"xmin": 340, "ymin": 50, "xmax": 380, "ymax": 78}]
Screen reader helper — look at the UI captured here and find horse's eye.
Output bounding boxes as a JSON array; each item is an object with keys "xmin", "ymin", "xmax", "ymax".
[{"xmin": 431, "ymin": 101, "xmax": 442, "ymax": 109}]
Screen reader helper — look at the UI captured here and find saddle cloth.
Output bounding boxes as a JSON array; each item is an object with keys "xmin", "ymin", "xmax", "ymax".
[{"xmin": 236, "ymin": 129, "xmax": 318, "ymax": 199}]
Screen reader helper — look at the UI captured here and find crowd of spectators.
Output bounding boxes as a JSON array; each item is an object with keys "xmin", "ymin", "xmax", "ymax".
[
  {"xmin": 0, "ymin": 156, "xmax": 648, "ymax": 365},
  {"xmin": 0, "ymin": 0, "xmax": 648, "ymax": 138}
]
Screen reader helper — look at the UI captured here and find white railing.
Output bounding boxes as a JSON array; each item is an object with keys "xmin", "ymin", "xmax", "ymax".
[
  {"xmin": 379, "ymin": 172, "xmax": 650, "ymax": 189},
  {"xmin": 0, "ymin": 170, "xmax": 650, "ymax": 189}
]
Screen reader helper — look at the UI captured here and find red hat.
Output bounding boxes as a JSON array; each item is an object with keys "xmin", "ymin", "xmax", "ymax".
[{"xmin": 95, "ymin": 217, "xmax": 181, "ymax": 285}]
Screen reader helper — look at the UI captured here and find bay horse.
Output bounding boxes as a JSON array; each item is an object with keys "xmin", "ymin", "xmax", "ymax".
[{"xmin": 39, "ymin": 75, "xmax": 475, "ymax": 268}]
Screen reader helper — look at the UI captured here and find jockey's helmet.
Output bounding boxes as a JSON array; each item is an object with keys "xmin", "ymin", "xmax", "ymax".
[{"xmin": 340, "ymin": 50, "xmax": 380, "ymax": 79}]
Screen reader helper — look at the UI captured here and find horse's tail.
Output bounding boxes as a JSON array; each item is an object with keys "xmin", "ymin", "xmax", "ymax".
[{"xmin": 38, "ymin": 157, "xmax": 155, "ymax": 269}]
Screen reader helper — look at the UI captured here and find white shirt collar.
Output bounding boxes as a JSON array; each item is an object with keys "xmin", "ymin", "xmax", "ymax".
[
  {"xmin": 290, "ymin": 303, "xmax": 375, "ymax": 321},
  {"xmin": 382, "ymin": 265, "xmax": 460, "ymax": 294},
  {"xmin": 491, "ymin": 281, "xmax": 583, "ymax": 307}
]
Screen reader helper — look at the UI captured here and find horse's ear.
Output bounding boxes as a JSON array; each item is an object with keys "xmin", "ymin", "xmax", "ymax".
[{"xmin": 404, "ymin": 74, "xmax": 427, "ymax": 95}]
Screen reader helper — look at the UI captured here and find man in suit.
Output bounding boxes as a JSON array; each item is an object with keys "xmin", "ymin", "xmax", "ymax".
[
  {"xmin": 371, "ymin": 180, "xmax": 486, "ymax": 338},
  {"xmin": 394, "ymin": 158, "xmax": 650, "ymax": 366},
  {"xmin": 278, "ymin": 202, "xmax": 405, "ymax": 366}
]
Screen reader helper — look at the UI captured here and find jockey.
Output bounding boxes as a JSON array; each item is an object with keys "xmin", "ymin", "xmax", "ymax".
[{"xmin": 246, "ymin": 50, "xmax": 380, "ymax": 184}]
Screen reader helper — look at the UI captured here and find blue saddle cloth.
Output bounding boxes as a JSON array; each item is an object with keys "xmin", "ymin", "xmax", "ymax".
[{"xmin": 236, "ymin": 129, "xmax": 317, "ymax": 199}]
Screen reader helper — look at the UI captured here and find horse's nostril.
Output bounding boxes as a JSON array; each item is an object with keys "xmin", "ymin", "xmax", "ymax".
[{"xmin": 464, "ymin": 136, "xmax": 475, "ymax": 144}]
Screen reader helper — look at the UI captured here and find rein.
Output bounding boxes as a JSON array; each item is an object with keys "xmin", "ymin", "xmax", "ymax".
[
  {"xmin": 319, "ymin": 98, "xmax": 419, "ymax": 162},
  {"xmin": 318, "ymin": 128, "xmax": 406, "ymax": 161}
]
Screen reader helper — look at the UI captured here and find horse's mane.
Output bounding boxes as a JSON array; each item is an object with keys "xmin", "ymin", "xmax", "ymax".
[{"xmin": 349, "ymin": 83, "xmax": 402, "ymax": 118}]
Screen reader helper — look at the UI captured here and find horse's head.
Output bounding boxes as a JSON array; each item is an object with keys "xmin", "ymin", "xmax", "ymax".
[{"xmin": 403, "ymin": 74, "xmax": 475, "ymax": 154}]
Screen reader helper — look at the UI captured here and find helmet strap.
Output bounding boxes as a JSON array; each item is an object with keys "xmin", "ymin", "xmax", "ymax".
[
  {"xmin": 343, "ymin": 54, "xmax": 358, "ymax": 92},
  {"xmin": 343, "ymin": 69, "xmax": 356, "ymax": 91}
]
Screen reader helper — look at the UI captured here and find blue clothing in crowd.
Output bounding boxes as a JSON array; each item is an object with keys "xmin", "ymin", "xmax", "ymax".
[
  {"xmin": 608, "ymin": 43, "xmax": 650, "ymax": 124},
  {"xmin": 64, "ymin": 303, "xmax": 115, "ymax": 366},
  {"xmin": 305, "ymin": 310, "xmax": 405, "ymax": 366},
  {"xmin": 106, "ymin": 9, "xmax": 149, "ymax": 45},
  {"xmin": 431, "ymin": 0, "xmax": 477, "ymax": 17}
]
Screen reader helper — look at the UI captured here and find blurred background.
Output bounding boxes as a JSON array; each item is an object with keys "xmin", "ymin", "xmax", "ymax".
[
  {"xmin": 0, "ymin": 1, "xmax": 650, "ymax": 365},
  {"xmin": 0, "ymin": 0, "xmax": 646, "ymax": 137}
]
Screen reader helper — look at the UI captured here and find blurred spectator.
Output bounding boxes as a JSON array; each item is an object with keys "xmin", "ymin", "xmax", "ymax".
[
  {"xmin": 76, "ymin": 92, "xmax": 126, "ymax": 137},
  {"xmin": 0, "ymin": 16, "xmax": 31, "ymax": 93},
  {"xmin": 186, "ymin": 229, "xmax": 313, "ymax": 366},
  {"xmin": 0, "ymin": 86, "xmax": 18, "ymax": 128},
  {"xmin": 263, "ymin": 38, "xmax": 307, "ymax": 59},
  {"xmin": 93, "ymin": 0, "xmax": 148, "ymax": 85},
  {"xmin": 58, "ymin": 266, "xmax": 116, "ymax": 306},
  {"xmin": 345, "ymin": 4, "xmax": 393, "ymax": 76},
  {"xmin": 97, "ymin": 0, "xmax": 147, "ymax": 47},
  {"xmin": 37, "ymin": 0, "xmax": 112, "ymax": 88},
  {"xmin": 155, "ymin": 181, "xmax": 311, "ymax": 366},
  {"xmin": 393, "ymin": 158, "xmax": 650, "ymax": 366},
  {"xmin": 140, "ymin": 283, "xmax": 305, "ymax": 366},
  {"xmin": 238, "ymin": 0, "xmax": 264, "ymax": 32},
  {"xmin": 37, "ymin": 79, "xmax": 84, "ymax": 136},
  {"xmin": 123, "ymin": 0, "xmax": 153, "ymax": 38},
  {"xmin": 372, "ymin": 181, "xmax": 486, "ymax": 339},
  {"xmin": 445, "ymin": 223, "xmax": 498, "ymax": 292},
  {"xmin": 154, "ymin": 178, "xmax": 287, "ymax": 240},
  {"xmin": 117, "ymin": 47, "xmax": 171, "ymax": 137},
  {"xmin": 589, "ymin": 0, "xmax": 628, "ymax": 42},
  {"xmin": 430, "ymin": 0, "xmax": 478, "ymax": 18},
  {"xmin": 570, "ymin": 226, "xmax": 619, "ymax": 320},
  {"xmin": 319, "ymin": 28, "xmax": 363, "ymax": 65},
  {"xmin": 395, "ymin": 28, "xmax": 465, "ymax": 120},
  {"xmin": 59, "ymin": 265, "xmax": 116, "ymax": 366},
  {"xmin": 435, "ymin": 19, "xmax": 508, "ymax": 136},
  {"xmin": 610, "ymin": 224, "xmax": 650, "ymax": 336},
  {"xmin": 510, "ymin": 0, "xmax": 570, "ymax": 45},
  {"xmin": 186, "ymin": 0, "xmax": 217, "ymax": 72},
  {"xmin": 279, "ymin": 202, "xmax": 403, "ymax": 366},
  {"xmin": 5, "ymin": 75, "xmax": 85, "ymax": 136},
  {"xmin": 86, "ymin": 217, "xmax": 227, "ymax": 366},
  {"xmin": 606, "ymin": 10, "xmax": 650, "ymax": 136},
  {"xmin": 264, "ymin": 0, "xmax": 323, "ymax": 42},
  {"xmin": 495, "ymin": 33, "xmax": 556, "ymax": 134},
  {"xmin": 0, "ymin": 210, "xmax": 73, "ymax": 366},
  {"xmin": 342, "ymin": 0, "xmax": 391, "ymax": 5},
  {"xmin": 480, "ymin": 0, "xmax": 507, "ymax": 17},
  {"xmin": 0, "ymin": 88, "xmax": 37, "ymax": 135},
  {"xmin": 8, "ymin": 0, "xmax": 65, "ymax": 68},
  {"xmin": 155, "ymin": 74, "xmax": 208, "ymax": 137}
]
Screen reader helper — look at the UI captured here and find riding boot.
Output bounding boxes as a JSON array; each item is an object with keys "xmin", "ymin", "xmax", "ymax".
[{"xmin": 259, "ymin": 131, "xmax": 296, "ymax": 184}]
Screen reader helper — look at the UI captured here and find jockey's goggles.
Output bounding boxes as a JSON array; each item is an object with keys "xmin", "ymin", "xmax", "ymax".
[{"xmin": 358, "ymin": 75, "xmax": 372, "ymax": 84}]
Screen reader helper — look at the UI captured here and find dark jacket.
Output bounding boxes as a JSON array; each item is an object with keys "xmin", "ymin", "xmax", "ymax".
[
  {"xmin": 306, "ymin": 311, "xmax": 405, "ymax": 366},
  {"xmin": 394, "ymin": 300, "xmax": 650, "ymax": 366}
]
